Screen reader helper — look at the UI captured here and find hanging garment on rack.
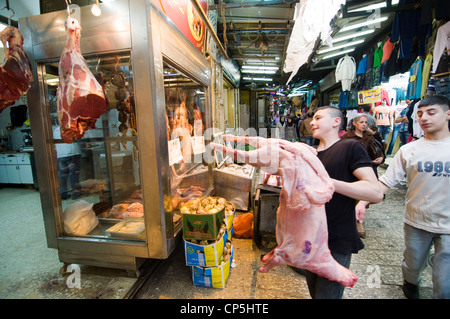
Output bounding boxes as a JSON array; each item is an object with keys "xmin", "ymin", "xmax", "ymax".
[
  {"xmin": 380, "ymin": 39, "xmax": 395, "ymax": 83},
  {"xmin": 421, "ymin": 52, "xmax": 433, "ymax": 99},
  {"xmin": 406, "ymin": 58, "xmax": 423, "ymax": 100},
  {"xmin": 375, "ymin": 89, "xmax": 391, "ymax": 106},
  {"xmin": 391, "ymin": 0, "xmax": 430, "ymax": 59},
  {"xmin": 353, "ymin": 55, "xmax": 367, "ymax": 90},
  {"xmin": 432, "ymin": 21, "xmax": 450, "ymax": 74},
  {"xmin": 434, "ymin": 76, "xmax": 450, "ymax": 100},
  {"xmin": 426, "ymin": 76, "xmax": 436, "ymax": 96},
  {"xmin": 335, "ymin": 55, "xmax": 356, "ymax": 91},
  {"xmin": 410, "ymin": 99, "xmax": 425, "ymax": 138},
  {"xmin": 356, "ymin": 55, "xmax": 368, "ymax": 74},
  {"xmin": 338, "ymin": 90, "xmax": 349, "ymax": 109},
  {"xmin": 373, "ymin": 43, "xmax": 384, "ymax": 68},
  {"xmin": 394, "ymin": 88, "xmax": 406, "ymax": 103},
  {"xmin": 364, "ymin": 52, "xmax": 374, "ymax": 90},
  {"xmin": 381, "ymin": 38, "xmax": 395, "ymax": 64},
  {"xmin": 435, "ymin": 0, "xmax": 450, "ymax": 20}
]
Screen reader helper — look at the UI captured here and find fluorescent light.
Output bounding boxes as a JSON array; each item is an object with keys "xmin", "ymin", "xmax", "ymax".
[
  {"xmin": 242, "ymin": 66, "xmax": 279, "ymax": 70},
  {"xmin": 288, "ymin": 91, "xmax": 308, "ymax": 97},
  {"xmin": 318, "ymin": 39, "xmax": 364, "ymax": 54},
  {"xmin": 243, "ymin": 77, "xmax": 273, "ymax": 82},
  {"xmin": 339, "ymin": 16, "xmax": 388, "ymax": 32},
  {"xmin": 349, "ymin": 0, "xmax": 399, "ymax": 12},
  {"xmin": 332, "ymin": 29, "xmax": 374, "ymax": 43},
  {"xmin": 241, "ymin": 70, "xmax": 277, "ymax": 74},
  {"xmin": 322, "ymin": 48, "xmax": 355, "ymax": 60}
]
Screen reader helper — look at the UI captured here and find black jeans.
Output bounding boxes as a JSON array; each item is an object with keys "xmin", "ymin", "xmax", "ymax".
[{"xmin": 303, "ymin": 252, "xmax": 352, "ymax": 299}]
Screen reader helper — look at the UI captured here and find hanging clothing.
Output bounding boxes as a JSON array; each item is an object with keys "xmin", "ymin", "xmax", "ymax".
[
  {"xmin": 391, "ymin": 0, "xmax": 429, "ymax": 59},
  {"xmin": 394, "ymin": 88, "xmax": 406, "ymax": 103},
  {"xmin": 373, "ymin": 43, "xmax": 384, "ymax": 68},
  {"xmin": 435, "ymin": 0, "xmax": 450, "ymax": 20},
  {"xmin": 364, "ymin": 52, "xmax": 374, "ymax": 90},
  {"xmin": 421, "ymin": 52, "xmax": 433, "ymax": 99},
  {"xmin": 335, "ymin": 55, "xmax": 356, "ymax": 91},
  {"xmin": 406, "ymin": 58, "xmax": 423, "ymax": 100},
  {"xmin": 356, "ymin": 55, "xmax": 368, "ymax": 74},
  {"xmin": 354, "ymin": 55, "xmax": 368, "ymax": 91},
  {"xmin": 410, "ymin": 100, "xmax": 424, "ymax": 138},
  {"xmin": 432, "ymin": 21, "xmax": 450, "ymax": 74},
  {"xmin": 381, "ymin": 38, "xmax": 395, "ymax": 63},
  {"xmin": 338, "ymin": 90, "xmax": 349, "ymax": 109},
  {"xmin": 375, "ymin": 89, "xmax": 391, "ymax": 106}
]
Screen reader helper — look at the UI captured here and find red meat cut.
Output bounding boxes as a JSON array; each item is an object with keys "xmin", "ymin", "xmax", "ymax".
[
  {"xmin": 210, "ymin": 135, "xmax": 358, "ymax": 287},
  {"xmin": 57, "ymin": 17, "xmax": 106, "ymax": 143},
  {"xmin": 0, "ymin": 27, "xmax": 34, "ymax": 113}
]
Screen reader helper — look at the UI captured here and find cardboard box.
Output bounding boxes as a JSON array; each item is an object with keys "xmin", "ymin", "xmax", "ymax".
[
  {"xmin": 182, "ymin": 207, "xmax": 225, "ymax": 240},
  {"xmin": 183, "ymin": 229, "xmax": 230, "ymax": 267},
  {"xmin": 224, "ymin": 205, "xmax": 235, "ymax": 231},
  {"xmin": 190, "ymin": 245, "xmax": 233, "ymax": 288}
]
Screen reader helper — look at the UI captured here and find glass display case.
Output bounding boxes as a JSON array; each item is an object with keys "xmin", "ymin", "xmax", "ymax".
[{"xmin": 20, "ymin": 0, "xmax": 212, "ymax": 272}]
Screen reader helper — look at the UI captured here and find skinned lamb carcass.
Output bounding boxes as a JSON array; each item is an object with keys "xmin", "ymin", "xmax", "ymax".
[
  {"xmin": 210, "ymin": 135, "xmax": 358, "ymax": 287},
  {"xmin": 0, "ymin": 26, "xmax": 34, "ymax": 113},
  {"xmin": 57, "ymin": 17, "xmax": 106, "ymax": 143}
]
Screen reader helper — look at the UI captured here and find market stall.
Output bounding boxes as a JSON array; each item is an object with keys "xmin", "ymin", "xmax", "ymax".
[{"xmin": 20, "ymin": 0, "xmax": 213, "ymax": 274}]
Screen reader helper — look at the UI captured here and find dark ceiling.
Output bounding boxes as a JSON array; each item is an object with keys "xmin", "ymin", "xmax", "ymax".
[{"xmin": 212, "ymin": 0, "xmax": 404, "ymax": 91}]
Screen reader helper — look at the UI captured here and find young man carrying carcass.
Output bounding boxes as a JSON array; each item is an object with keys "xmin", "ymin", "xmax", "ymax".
[{"xmin": 298, "ymin": 106, "xmax": 383, "ymax": 298}]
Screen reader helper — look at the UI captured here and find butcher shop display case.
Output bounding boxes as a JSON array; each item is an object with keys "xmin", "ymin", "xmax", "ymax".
[{"xmin": 20, "ymin": 0, "xmax": 213, "ymax": 273}]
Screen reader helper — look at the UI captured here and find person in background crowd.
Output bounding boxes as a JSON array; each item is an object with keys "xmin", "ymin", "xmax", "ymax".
[
  {"xmin": 273, "ymin": 111, "xmax": 280, "ymax": 125},
  {"xmin": 293, "ymin": 113, "xmax": 302, "ymax": 141},
  {"xmin": 394, "ymin": 99, "xmax": 411, "ymax": 149},
  {"xmin": 360, "ymin": 104, "xmax": 377, "ymax": 128},
  {"xmin": 298, "ymin": 106, "xmax": 383, "ymax": 299},
  {"xmin": 356, "ymin": 95, "xmax": 450, "ymax": 299},
  {"xmin": 300, "ymin": 113, "xmax": 315, "ymax": 145},
  {"xmin": 276, "ymin": 115, "xmax": 286, "ymax": 139},
  {"xmin": 285, "ymin": 115, "xmax": 297, "ymax": 142},
  {"xmin": 340, "ymin": 113, "xmax": 385, "ymax": 238}
]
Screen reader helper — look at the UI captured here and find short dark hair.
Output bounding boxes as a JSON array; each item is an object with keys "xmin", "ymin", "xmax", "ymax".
[
  {"xmin": 314, "ymin": 106, "xmax": 344, "ymax": 123},
  {"xmin": 419, "ymin": 95, "xmax": 450, "ymax": 111}
]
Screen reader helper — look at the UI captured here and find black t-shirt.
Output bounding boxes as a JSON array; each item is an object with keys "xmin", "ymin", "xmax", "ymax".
[{"xmin": 317, "ymin": 139, "xmax": 373, "ymax": 254}]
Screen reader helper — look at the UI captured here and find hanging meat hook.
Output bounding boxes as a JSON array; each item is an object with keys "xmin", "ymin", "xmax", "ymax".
[{"xmin": 65, "ymin": 0, "xmax": 72, "ymax": 17}]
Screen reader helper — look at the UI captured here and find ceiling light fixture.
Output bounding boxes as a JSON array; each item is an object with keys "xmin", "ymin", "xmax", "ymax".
[
  {"xmin": 318, "ymin": 39, "xmax": 364, "ymax": 54},
  {"xmin": 321, "ymin": 48, "xmax": 355, "ymax": 60},
  {"xmin": 91, "ymin": 0, "xmax": 101, "ymax": 16},
  {"xmin": 339, "ymin": 16, "xmax": 388, "ymax": 32},
  {"xmin": 241, "ymin": 70, "xmax": 277, "ymax": 74},
  {"xmin": 349, "ymin": 0, "xmax": 399, "ymax": 12},
  {"xmin": 243, "ymin": 77, "xmax": 273, "ymax": 82},
  {"xmin": 242, "ymin": 66, "xmax": 279, "ymax": 70},
  {"xmin": 332, "ymin": 29, "xmax": 375, "ymax": 43}
]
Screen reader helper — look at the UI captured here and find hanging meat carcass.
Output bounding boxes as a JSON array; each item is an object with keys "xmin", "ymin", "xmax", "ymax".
[
  {"xmin": 57, "ymin": 17, "xmax": 107, "ymax": 143},
  {"xmin": 210, "ymin": 135, "xmax": 358, "ymax": 287},
  {"xmin": 0, "ymin": 26, "xmax": 34, "ymax": 113}
]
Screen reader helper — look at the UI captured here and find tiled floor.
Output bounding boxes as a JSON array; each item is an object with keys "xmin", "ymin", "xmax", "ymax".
[{"xmin": 0, "ymin": 163, "xmax": 433, "ymax": 299}]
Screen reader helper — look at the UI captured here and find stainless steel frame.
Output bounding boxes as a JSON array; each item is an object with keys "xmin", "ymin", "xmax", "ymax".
[{"xmin": 20, "ymin": 0, "xmax": 212, "ymax": 271}]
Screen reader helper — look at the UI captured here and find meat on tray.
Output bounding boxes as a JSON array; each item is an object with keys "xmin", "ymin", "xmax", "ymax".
[
  {"xmin": 0, "ymin": 27, "xmax": 34, "ymax": 113},
  {"xmin": 57, "ymin": 17, "xmax": 107, "ymax": 143},
  {"xmin": 108, "ymin": 202, "xmax": 143, "ymax": 219},
  {"xmin": 210, "ymin": 135, "xmax": 358, "ymax": 287}
]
